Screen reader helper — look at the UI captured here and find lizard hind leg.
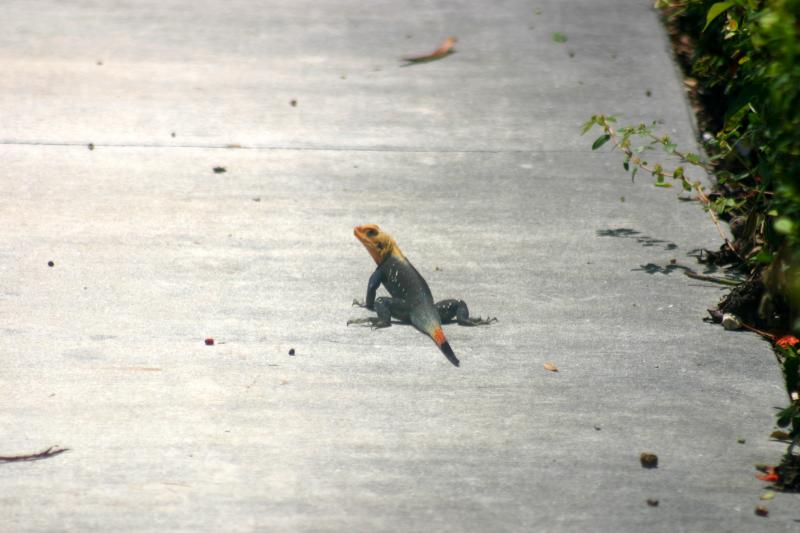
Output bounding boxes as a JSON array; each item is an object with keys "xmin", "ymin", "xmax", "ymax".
[
  {"xmin": 435, "ymin": 299, "xmax": 497, "ymax": 326},
  {"xmin": 347, "ymin": 297, "xmax": 398, "ymax": 329}
]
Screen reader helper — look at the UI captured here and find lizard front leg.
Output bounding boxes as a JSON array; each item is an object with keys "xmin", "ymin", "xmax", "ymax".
[
  {"xmin": 352, "ymin": 268, "xmax": 383, "ymax": 310},
  {"xmin": 435, "ymin": 299, "xmax": 497, "ymax": 326}
]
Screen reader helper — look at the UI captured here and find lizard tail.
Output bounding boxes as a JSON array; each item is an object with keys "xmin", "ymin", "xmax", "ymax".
[{"xmin": 432, "ymin": 326, "xmax": 460, "ymax": 367}]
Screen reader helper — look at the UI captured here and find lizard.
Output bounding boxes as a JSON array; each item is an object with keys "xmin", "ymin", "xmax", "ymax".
[{"xmin": 348, "ymin": 224, "xmax": 496, "ymax": 367}]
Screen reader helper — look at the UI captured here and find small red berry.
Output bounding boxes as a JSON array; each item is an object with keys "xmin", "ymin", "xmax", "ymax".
[{"xmin": 204, "ymin": 338, "xmax": 215, "ymax": 346}]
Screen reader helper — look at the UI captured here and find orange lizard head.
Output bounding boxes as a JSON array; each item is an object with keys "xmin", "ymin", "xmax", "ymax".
[{"xmin": 353, "ymin": 224, "xmax": 401, "ymax": 264}]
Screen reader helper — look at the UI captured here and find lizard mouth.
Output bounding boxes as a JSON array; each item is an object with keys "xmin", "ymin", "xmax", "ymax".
[
  {"xmin": 353, "ymin": 225, "xmax": 367, "ymax": 245},
  {"xmin": 353, "ymin": 224, "xmax": 377, "ymax": 243}
]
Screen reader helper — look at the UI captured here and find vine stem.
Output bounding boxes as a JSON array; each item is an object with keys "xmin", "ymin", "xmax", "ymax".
[{"xmin": 601, "ymin": 118, "xmax": 741, "ymax": 259}]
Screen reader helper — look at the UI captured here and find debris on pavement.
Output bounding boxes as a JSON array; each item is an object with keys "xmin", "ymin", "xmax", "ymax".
[
  {"xmin": 402, "ymin": 36, "xmax": 457, "ymax": 64},
  {"xmin": 755, "ymin": 465, "xmax": 779, "ymax": 483},
  {"xmin": 640, "ymin": 452, "xmax": 658, "ymax": 469},
  {"xmin": 721, "ymin": 313, "xmax": 742, "ymax": 330},
  {"xmin": 543, "ymin": 362, "xmax": 558, "ymax": 372},
  {"xmin": 754, "ymin": 505, "xmax": 769, "ymax": 517},
  {"xmin": 646, "ymin": 498, "xmax": 659, "ymax": 507},
  {"xmin": 213, "ymin": 166, "xmax": 226, "ymax": 174},
  {"xmin": 204, "ymin": 338, "xmax": 215, "ymax": 346},
  {"xmin": 0, "ymin": 446, "xmax": 69, "ymax": 463}
]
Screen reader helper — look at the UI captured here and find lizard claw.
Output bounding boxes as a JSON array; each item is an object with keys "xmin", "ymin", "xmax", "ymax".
[
  {"xmin": 352, "ymin": 299, "xmax": 366, "ymax": 308},
  {"xmin": 458, "ymin": 316, "xmax": 498, "ymax": 326}
]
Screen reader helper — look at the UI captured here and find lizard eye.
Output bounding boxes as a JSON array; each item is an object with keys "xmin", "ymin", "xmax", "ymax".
[{"xmin": 365, "ymin": 228, "xmax": 378, "ymax": 237}]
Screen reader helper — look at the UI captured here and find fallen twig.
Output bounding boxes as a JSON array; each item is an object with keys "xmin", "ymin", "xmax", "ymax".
[
  {"xmin": 739, "ymin": 322, "xmax": 776, "ymax": 341},
  {"xmin": 683, "ymin": 270, "xmax": 741, "ymax": 286},
  {"xmin": 0, "ymin": 446, "xmax": 69, "ymax": 463}
]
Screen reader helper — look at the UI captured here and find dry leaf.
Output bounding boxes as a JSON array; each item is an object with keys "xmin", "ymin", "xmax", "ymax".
[
  {"xmin": 543, "ymin": 362, "xmax": 558, "ymax": 372},
  {"xmin": 403, "ymin": 36, "xmax": 458, "ymax": 63},
  {"xmin": 770, "ymin": 430, "xmax": 790, "ymax": 440}
]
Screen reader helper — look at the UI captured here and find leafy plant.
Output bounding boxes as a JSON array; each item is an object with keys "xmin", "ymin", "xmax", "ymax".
[
  {"xmin": 587, "ymin": 0, "xmax": 800, "ymax": 485},
  {"xmin": 582, "ymin": 114, "xmax": 740, "ymax": 257}
]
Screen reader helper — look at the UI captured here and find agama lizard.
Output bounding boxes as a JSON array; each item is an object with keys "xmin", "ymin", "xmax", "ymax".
[{"xmin": 348, "ymin": 224, "xmax": 496, "ymax": 367}]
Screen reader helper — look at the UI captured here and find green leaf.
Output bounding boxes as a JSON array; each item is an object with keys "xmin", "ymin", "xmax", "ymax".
[
  {"xmin": 652, "ymin": 164, "xmax": 663, "ymax": 177},
  {"xmin": 774, "ymin": 217, "xmax": 794, "ymax": 235},
  {"xmin": 777, "ymin": 405, "xmax": 797, "ymax": 428},
  {"xmin": 580, "ymin": 120, "xmax": 595, "ymax": 135},
  {"xmin": 703, "ymin": 2, "xmax": 734, "ymax": 32},
  {"xmin": 783, "ymin": 353, "xmax": 799, "ymax": 392},
  {"xmin": 664, "ymin": 143, "xmax": 677, "ymax": 154},
  {"xmin": 592, "ymin": 134, "xmax": 611, "ymax": 150},
  {"xmin": 552, "ymin": 32, "xmax": 567, "ymax": 43},
  {"xmin": 685, "ymin": 152, "xmax": 701, "ymax": 165},
  {"xmin": 654, "ymin": 181, "xmax": 673, "ymax": 188},
  {"xmin": 751, "ymin": 250, "xmax": 773, "ymax": 264},
  {"xmin": 623, "ymin": 159, "xmax": 630, "ymax": 171},
  {"xmin": 631, "ymin": 166, "xmax": 638, "ymax": 182}
]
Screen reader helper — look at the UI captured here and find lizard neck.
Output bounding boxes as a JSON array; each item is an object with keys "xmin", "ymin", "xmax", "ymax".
[{"xmin": 373, "ymin": 241, "xmax": 405, "ymax": 265}]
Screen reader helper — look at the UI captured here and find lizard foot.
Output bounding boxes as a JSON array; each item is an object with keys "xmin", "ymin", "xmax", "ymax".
[
  {"xmin": 346, "ymin": 317, "xmax": 391, "ymax": 329},
  {"xmin": 458, "ymin": 316, "xmax": 498, "ymax": 326},
  {"xmin": 352, "ymin": 299, "xmax": 367, "ymax": 308}
]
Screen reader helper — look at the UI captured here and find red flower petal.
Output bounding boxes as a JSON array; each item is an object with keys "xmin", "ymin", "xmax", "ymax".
[{"xmin": 776, "ymin": 335, "xmax": 799, "ymax": 349}]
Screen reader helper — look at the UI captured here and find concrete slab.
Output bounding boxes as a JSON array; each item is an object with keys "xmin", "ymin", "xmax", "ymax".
[
  {"xmin": 1, "ymin": 0, "xmax": 693, "ymax": 151},
  {"xmin": 1, "ymin": 0, "xmax": 796, "ymax": 531}
]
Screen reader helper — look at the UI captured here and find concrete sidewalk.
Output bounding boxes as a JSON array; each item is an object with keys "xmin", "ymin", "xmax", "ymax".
[{"xmin": 1, "ymin": 0, "xmax": 795, "ymax": 531}]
